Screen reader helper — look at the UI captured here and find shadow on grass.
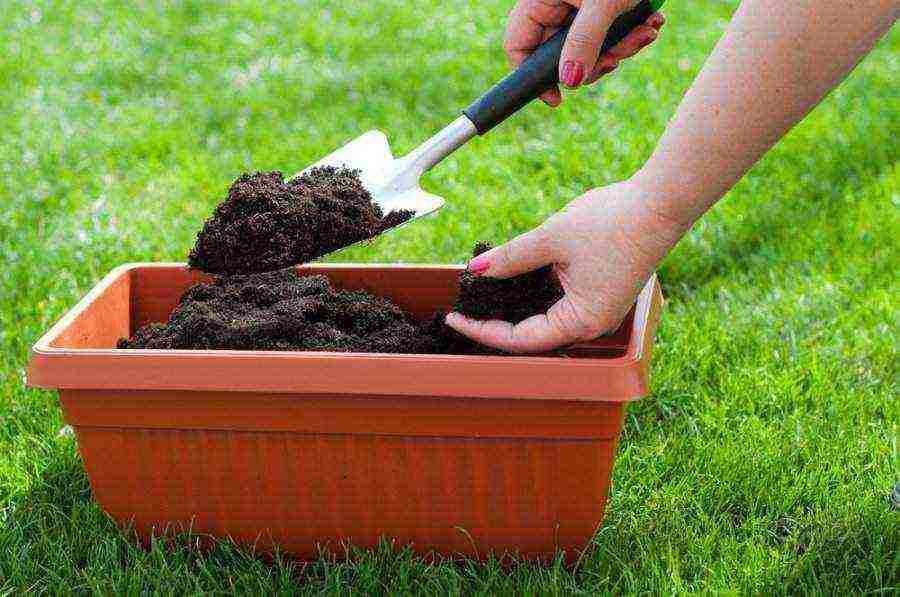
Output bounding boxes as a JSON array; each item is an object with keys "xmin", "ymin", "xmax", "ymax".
[{"xmin": 777, "ymin": 506, "xmax": 900, "ymax": 593}]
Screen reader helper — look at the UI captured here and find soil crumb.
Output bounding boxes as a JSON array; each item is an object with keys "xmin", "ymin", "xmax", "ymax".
[
  {"xmin": 452, "ymin": 242, "xmax": 564, "ymax": 323},
  {"xmin": 188, "ymin": 167, "xmax": 414, "ymax": 275},
  {"xmin": 118, "ymin": 270, "xmax": 493, "ymax": 354}
]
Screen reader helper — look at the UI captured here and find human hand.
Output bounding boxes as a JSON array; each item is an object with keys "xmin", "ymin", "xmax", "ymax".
[
  {"xmin": 504, "ymin": 0, "xmax": 665, "ymax": 106},
  {"xmin": 445, "ymin": 178, "xmax": 687, "ymax": 353}
]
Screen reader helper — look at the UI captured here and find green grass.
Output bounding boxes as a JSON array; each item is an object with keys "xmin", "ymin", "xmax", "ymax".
[{"xmin": 1, "ymin": 0, "xmax": 897, "ymax": 593}]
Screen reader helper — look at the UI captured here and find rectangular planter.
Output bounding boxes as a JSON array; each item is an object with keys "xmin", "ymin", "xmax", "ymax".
[{"xmin": 28, "ymin": 263, "xmax": 663, "ymax": 561}]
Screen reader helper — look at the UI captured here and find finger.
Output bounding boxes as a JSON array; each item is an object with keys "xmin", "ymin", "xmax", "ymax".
[
  {"xmin": 540, "ymin": 86, "xmax": 562, "ymax": 106},
  {"xmin": 504, "ymin": 4, "xmax": 542, "ymax": 66},
  {"xmin": 540, "ymin": 23, "xmax": 564, "ymax": 43},
  {"xmin": 583, "ymin": 60, "xmax": 619, "ymax": 85},
  {"xmin": 504, "ymin": 0, "xmax": 571, "ymax": 67},
  {"xmin": 558, "ymin": 0, "xmax": 616, "ymax": 88},
  {"xmin": 584, "ymin": 13, "xmax": 663, "ymax": 85},
  {"xmin": 466, "ymin": 226, "xmax": 554, "ymax": 279},
  {"xmin": 648, "ymin": 12, "xmax": 665, "ymax": 30},
  {"xmin": 604, "ymin": 24, "xmax": 658, "ymax": 61},
  {"xmin": 538, "ymin": 25, "xmax": 564, "ymax": 105},
  {"xmin": 445, "ymin": 313, "xmax": 561, "ymax": 354},
  {"xmin": 583, "ymin": 25, "xmax": 657, "ymax": 84},
  {"xmin": 445, "ymin": 295, "xmax": 598, "ymax": 354}
]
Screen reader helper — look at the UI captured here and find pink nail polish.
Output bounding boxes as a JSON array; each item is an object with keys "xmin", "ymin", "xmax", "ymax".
[
  {"xmin": 561, "ymin": 61, "xmax": 584, "ymax": 88},
  {"xmin": 467, "ymin": 255, "xmax": 490, "ymax": 275},
  {"xmin": 561, "ymin": 61, "xmax": 574, "ymax": 86}
]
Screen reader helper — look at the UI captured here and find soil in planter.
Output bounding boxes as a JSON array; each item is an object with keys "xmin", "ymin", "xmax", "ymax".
[
  {"xmin": 125, "ymin": 228, "xmax": 566, "ymax": 354},
  {"xmin": 118, "ymin": 269, "xmax": 492, "ymax": 355},
  {"xmin": 188, "ymin": 167, "xmax": 414, "ymax": 275},
  {"xmin": 452, "ymin": 242, "xmax": 564, "ymax": 323}
]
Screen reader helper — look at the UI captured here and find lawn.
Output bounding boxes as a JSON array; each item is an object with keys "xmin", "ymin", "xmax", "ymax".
[{"xmin": 1, "ymin": 0, "xmax": 897, "ymax": 593}]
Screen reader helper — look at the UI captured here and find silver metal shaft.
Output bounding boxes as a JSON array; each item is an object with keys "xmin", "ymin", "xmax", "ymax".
[{"xmin": 384, "ymin": 115, "xmax": 477, "ymax": 193}]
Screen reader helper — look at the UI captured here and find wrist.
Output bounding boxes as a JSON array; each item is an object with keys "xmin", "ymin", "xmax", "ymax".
[{"xmin": 626, "ymin": 168, "xmax": 696, "ymax": 245}]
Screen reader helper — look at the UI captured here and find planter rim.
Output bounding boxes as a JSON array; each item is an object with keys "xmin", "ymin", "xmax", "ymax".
[{"xmin": 28, "ymin": 263, "xmax": 663, "ymax": 401}]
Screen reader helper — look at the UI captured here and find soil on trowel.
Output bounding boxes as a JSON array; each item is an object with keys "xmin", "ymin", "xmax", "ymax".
[
  {"xmin": 452, "ymin": 242, "xmax": 564, "ymax": 323},
  {"xmin": 117, "ymin": 269, "xmax": 494, "ymax": 355},
  {"xmin": 187, "ymin": 167, "xmax": 414, "ymax": 275}
]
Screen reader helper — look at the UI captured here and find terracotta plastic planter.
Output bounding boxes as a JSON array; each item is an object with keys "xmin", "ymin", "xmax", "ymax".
[{"xmin": 28, "ymin": 263, "xmax": 663, "ymax": 562}]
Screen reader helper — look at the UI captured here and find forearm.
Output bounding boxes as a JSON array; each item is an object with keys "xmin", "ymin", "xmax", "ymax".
[{"xmin": 634, "ymin": 0, "xmax": 897, "ymax": 230}]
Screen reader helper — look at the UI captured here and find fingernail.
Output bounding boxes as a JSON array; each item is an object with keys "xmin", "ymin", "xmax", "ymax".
[
  {"xmin": 467, "ymin": 255, "xmax": 490, "ymax": 275},
  {"xmin": 561, "ymin": 60, "xmax": 584, "ymax": 88},
  {"xmin": 641, "ymin": 30, "xmax": 658, "ymax": 45},
  {"xmin": 651, "ymin": 13, "xmax": 666, "ymax": 28},
  {"xmin": 445, "ymin": 312, "xmax": 462, "ymax": 326}
]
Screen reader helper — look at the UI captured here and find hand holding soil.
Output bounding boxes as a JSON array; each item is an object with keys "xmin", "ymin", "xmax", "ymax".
[{"xmin": 447, "ymin": 179, "xmax": 680, "ymax": 353}]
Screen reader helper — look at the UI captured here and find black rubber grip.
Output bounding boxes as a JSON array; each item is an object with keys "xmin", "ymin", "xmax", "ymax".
[{"xmin": 464, "ymin": 0, "xmax": 655, "ymax": 134}]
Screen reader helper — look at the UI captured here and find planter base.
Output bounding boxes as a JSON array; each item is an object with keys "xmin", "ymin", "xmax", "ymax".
[{"xmin": 68, "ymin": 392, "xmax": 623, "ymax": 561}]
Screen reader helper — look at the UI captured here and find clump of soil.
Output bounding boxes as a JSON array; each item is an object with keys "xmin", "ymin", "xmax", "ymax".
[
  {"xmin": 188, "ymin": 167, "xmax": 413, "ymax": 275},
  {"xmin": 118, "ymin": 269, "xmax": 495, "ymax": 355},
  {"xmin": 452, "ymin": 242, "xmax": 564, "ymax": 323}
]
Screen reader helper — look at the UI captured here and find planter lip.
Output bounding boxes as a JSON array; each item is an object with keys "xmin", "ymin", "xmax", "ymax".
[{"xmin": 28, "ymin": 262, "xmax": 663, "ymax": 401}]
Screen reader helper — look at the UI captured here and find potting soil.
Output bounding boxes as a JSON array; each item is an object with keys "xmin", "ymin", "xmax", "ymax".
[
  {"xmin": 188, "ymin": 167, "xmax": 414, "ymax": 275},
  {"xmin": 118, "ymin": 269, "xmax": 497, "ymax": 354},
  {"xmin": 125, "ymin": 165, "xmax": 569, "ymax": 354}
]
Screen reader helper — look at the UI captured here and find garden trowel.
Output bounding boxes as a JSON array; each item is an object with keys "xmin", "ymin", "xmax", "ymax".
[{"xmin": 295, "ymin": 0, "xmax": 664, "ymax": 255}]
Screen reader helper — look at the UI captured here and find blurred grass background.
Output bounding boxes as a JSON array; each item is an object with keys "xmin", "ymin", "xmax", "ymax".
[{"xmin": 1, "ymin": 0, "xmax": 897, "ymax": 593}]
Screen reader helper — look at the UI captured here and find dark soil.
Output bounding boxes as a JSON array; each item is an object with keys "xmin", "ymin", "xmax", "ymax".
[
  {"xmin": 127, "ymin": 166, "xmax": 566, "ymax": 355},
  {"xmin": 452, "ymin": 242, "xmax": 564, "ymax": 323},
  {"xmin": 187, "ymin": 167, "xmax": 413, "ymax": 275},
  {"xmin": 118, "ymin": 269, "xmax": 493, "ymax": 355}
]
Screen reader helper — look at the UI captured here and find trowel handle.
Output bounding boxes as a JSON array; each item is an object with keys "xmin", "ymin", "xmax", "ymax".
[{"xmin": 463, "ymin": 0, "xmax": 662, "ymax": 135}]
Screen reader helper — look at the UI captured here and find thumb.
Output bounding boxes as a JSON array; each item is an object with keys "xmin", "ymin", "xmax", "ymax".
[
  {"xmin": 559, "ymin": 0, "xmax": 624, "ymax": 88},
  {"xmin": 445, "ymin": 295, "xmax": 604, "ymax": 353},
  {"xmin": 466, "ymin": 226, "xmax": 554, "ymax": 280}
]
